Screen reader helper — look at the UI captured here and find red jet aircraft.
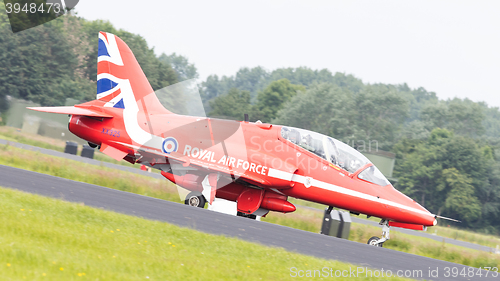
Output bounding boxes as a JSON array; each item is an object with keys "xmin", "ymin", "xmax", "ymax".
[{"xmin": 29, "ymin": 32, "xmax": 446, "ymax": 247}]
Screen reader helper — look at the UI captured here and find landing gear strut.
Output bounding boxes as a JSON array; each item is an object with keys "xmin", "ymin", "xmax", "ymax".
[
  {"xmin": 367, "ymin": 219, "xmax": 390, "ymax": 247},
  {"xmin": 184, "ymin": 192, "xmax": 206, "ymax": 208}
]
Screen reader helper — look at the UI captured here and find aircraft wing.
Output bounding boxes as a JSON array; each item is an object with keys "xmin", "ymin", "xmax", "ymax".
[
  {"xmin": 112, "ymin": 141, "xmax": 190, "ymax": 166},
  {"xmin": 113, "ymin": 141, "xmax": 270, "ymax": 187}
]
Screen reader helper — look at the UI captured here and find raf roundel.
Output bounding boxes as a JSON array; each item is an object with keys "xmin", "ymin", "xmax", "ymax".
[{"xmin": 162, "ymin": 137, "xmax": 178, "ymax": 154}]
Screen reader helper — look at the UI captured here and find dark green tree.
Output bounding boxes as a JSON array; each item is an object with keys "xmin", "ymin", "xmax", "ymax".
[
  {"xmin": 158, "ymin": 53, "xmax": 198, "ymax": 81},
  {"xmin": 208, "ymin": 88, "xmax": 252, "ymax": 120},
  {"xmin": 420, "ymin": 98, "xmax": 485, "ymax": 138},
  {"xmin": 202, "ymin": 74, "xmax": 227, "ymax": 102},
  {"xmin": 396, "ymin": 84, "xmax": 438, "ymax": 123},
  {"xmin": 273, "ymin": 83, "xmax": 354, "ymax": 139},
  {"xmin": 482, "ymin": 104, "xmax": 500, "ymax": 139},
  {"xmin": 0, "ymin": 20, "xmax": 80, "ymax": 106},
  {"xmin": 253, "ymin": 79, "xmax": 305, "ymax": 122},
  {"xmin": 393, "ymin": 128, "xmax": 488, "ymax": 227},
  {"xmin": 351, "ymin": 84, "xmax": 409, "ymax": 149},
  {"xmin": 201, "ymin": 67, "xmax": 268, "ymax": 102},
  {"xmin": 438, "ymin": 168, "xmax": 481, "ymax": 223},
  {"xmin": 392, "ymin": 136, "xmax": 444, "ymax": 207}
]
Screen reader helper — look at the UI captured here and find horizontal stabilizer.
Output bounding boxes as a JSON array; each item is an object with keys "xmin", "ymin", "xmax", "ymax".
[{"xmin": 27, "ymin": 106, "xmax": 113, "ymax": 118}]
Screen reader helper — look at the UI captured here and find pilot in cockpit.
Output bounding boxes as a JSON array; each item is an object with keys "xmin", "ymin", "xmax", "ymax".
[{"xmin": 281, "ymin": 127, "xmax": 289, "ymax": 140}]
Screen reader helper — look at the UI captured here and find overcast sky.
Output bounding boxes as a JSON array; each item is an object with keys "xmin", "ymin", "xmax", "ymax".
[{"xmin": 74, "ymin": 1, "xmax": 500, "ymax": 107}]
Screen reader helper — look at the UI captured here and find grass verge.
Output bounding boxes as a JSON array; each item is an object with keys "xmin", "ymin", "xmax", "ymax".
[
  {"xmin": 0, "ymin": 126, "xmax": 65, "ymax": 152},
  {"xmin": 0, "ymin": 187, "xmax": 412, "ymax": 281},
  {"xmin": 0, "ymin": 126, "xmax": 139, "ymax": 169},
  {"xmin": 0, "ymin": 144, "xmax": 179, "ymax": 202}
]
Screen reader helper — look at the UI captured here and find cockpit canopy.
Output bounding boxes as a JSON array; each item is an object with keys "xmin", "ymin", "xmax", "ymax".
[{"xmin": 280, "ymin": 126, "xmax": 390, "ymax": 186}]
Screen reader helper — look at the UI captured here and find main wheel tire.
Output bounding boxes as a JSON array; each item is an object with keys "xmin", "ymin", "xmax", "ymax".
[
  {"xmin": 88, "ymin": 142, "xmax": 98, "ymax": 148},
  {"xmin": 367, "ymin": 236, "xmax": 383, "ymax": 247},
  {"xmin": 184, "ymin": 192, "xmax": 206, "ymax": 208}
]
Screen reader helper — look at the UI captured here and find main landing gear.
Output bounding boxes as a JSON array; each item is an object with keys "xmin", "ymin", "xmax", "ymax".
[
  {"xmin": 184, "ymin": 174, "xmax": 216, "ymax": 208},
  {"xmin": 87, "ymin": 142, "xmax": 98, "ymax": 148},
  {"xmin": 367, "ymin": 219, "xmax": 390, "ymax": 247},
  {"xmin": 184, "ymin": 192, "xmax": 206, "ymax": 208}
]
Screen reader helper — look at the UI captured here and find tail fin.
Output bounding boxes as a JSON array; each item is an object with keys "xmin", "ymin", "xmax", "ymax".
[
  {"xmin": 95, "ymin": 31, "xmax": 171, "ymax": 114},
  {"xmin": 29, "ymin": 32, "xmax": 171, "ymax": 117}
]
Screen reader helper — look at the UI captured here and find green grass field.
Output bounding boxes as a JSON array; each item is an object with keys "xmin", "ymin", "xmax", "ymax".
[{"xmin": 0, "ymin": 187, "xmax": 413, "ymax": 281}]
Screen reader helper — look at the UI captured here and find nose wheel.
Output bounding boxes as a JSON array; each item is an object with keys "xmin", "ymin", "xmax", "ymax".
[
  {"xmin": 367, "ymin": 219, "xmax": 390, "ymax": 247},
  {"xmin": 367, "ymin": 236, "xmax": 384, "ymax": 247},
  {"xmin": 184, "ymin": 192, "xmax": 206, "ymax": 208}
]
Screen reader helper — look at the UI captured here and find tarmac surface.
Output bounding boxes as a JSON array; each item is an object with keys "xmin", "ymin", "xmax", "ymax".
[{"xmin": 0, "ymin": 163, "xmax": 496, "ymax": 281}]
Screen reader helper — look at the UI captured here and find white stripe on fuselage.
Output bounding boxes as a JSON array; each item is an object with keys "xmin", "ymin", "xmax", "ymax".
[{"xmin": 267, "ymin": 168, "xmax": 434, "ymax": 219}]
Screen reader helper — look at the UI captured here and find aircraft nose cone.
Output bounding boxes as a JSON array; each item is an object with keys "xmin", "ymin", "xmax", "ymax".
[
  {"xmin": 415, "ymin": 205, "xmax": 436, "ymax": 226},
  {"xmin": 388, "ymin": 186, "xmax": 438, "ymax": 227}
]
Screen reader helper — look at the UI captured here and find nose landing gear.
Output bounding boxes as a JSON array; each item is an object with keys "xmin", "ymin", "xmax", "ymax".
[{"xmin": 367, "ymin": 219, "xmax": 390, "ymax": 247}]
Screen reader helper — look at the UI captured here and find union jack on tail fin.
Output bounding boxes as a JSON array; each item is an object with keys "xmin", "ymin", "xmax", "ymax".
[{"xmin": 29, "ymin": 32, "xmax": 171, "ymax": 116}]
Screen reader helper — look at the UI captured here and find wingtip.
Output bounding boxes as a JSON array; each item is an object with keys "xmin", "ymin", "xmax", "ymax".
[
  {"xmin": 27, "ymin": 107, "xmax": 48, "ymax": 112},
  {"xmin": 25, "ymin": 106, "xmax": 113, "ymax": 118}
]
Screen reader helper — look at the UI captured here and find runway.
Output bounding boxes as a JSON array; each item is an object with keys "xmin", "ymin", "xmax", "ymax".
[{"xmin": 0, "ymin": 164, "xmax": 494, "ymax": 281}]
